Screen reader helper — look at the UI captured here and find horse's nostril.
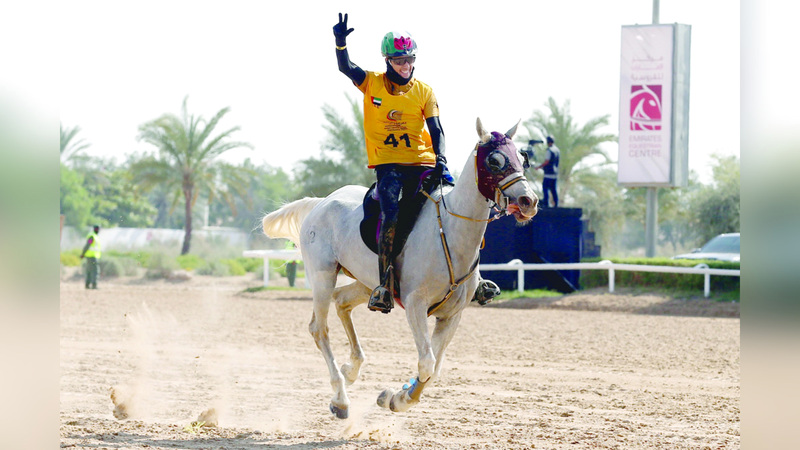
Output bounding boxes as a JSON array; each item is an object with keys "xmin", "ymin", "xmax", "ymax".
[
  {"xmin": 518, "ymin": 196, "xmax": 532, "ymax": 209},
  {"xmin": 530, "ymin": 196, "xmax": 538, "ymax": 209}
]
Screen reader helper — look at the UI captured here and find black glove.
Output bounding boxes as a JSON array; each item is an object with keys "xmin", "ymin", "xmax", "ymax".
[
  {"xmin": 435, "ymin": 155, "xmax": 455, "ymax": 185},
  {"xmin": 333, "ymin": 13, "xmax": 354, "ymax": 47}
]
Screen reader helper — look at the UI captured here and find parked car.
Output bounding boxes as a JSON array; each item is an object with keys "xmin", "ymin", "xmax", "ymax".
[{"xmin": 672, "ymin": 232, "xmax": 740, "ymax": 262}]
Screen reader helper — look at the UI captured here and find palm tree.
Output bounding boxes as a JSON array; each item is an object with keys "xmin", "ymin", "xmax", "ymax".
[
  {"xmin": 517, "ymin": 97, "xmax": 617, "ymax": 203},
  {"xmin": 134, "ymin": 96, "xmax": 253, "ymax": 254},
  {"xmin": 60, "ymin": 123, "xmax": 91, "ymax": 164}
]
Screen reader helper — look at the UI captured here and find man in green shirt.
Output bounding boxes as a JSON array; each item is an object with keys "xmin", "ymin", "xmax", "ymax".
[
  {"xmin": 80, "ymin": 225, "xmax": 101, "ymax": 289},
  {"xmin": 285, "ymin": 240, "xmax": 299, "ymax": 288}
]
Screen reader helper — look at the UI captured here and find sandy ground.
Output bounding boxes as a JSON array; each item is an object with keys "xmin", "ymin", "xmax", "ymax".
[{"xmin": 60, "ymin": 271, "xmax": 739, "ymax": 449}]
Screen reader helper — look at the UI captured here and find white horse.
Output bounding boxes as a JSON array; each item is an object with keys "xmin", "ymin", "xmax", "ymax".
[{"xmin": 261, "ymin": 118, "xmax": 538, "ymax": 418}]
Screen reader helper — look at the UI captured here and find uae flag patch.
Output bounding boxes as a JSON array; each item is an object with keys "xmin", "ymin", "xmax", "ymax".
[{"xmin": 371, "ymin": 96, "xmax": 382, "ymax": 107}]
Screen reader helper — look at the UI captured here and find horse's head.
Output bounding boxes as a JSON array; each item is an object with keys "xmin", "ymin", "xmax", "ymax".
[{"xmin": 474, "ymin": 118, "xmax": 539, "ymax": 223}]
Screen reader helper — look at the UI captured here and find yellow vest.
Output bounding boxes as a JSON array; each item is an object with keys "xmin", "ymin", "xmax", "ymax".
[
  {"xmin": 357, "ymin": 71, "xmax": 439, "ymax": 168},
  {"xmin": 84, "ymin": 232, "xmax": 101, "ymax": 258}
]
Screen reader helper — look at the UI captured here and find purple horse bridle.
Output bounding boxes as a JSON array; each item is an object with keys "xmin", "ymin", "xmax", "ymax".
[{"xmin": 474, "ymin": 131, "xmax": 527, "ymax": 211}]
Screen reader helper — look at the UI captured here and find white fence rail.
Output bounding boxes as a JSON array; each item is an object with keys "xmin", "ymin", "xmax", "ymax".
[
  {"xmin": 243, "ymin": 251, "xmax": 741, "ymax": 298},
  {"xmin": 480, "ymin": 259, "xmax": 740, "ymax": 298}
]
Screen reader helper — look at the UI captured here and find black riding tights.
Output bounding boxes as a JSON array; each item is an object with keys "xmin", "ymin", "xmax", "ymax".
[{"xmin": 374, "ymin": 164, "xmax": 429, "ymax": 230}]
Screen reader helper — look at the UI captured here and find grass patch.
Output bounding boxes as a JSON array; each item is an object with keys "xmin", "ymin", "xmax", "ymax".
[
  {"xmin": 241, "ymin": 285, "xmax": 309, "ymax": 293},
  {"xmin": 495, "ymin": 289, "xmax": 563, "ymax": 301}
]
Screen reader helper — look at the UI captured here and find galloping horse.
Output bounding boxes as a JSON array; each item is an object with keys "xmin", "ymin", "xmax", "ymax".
[{"xmin": 261, "ymin": 118, "xmax": 538, "ymax": 419}]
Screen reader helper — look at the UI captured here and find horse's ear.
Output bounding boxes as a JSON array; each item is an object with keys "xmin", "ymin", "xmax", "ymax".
[
  {"xmin": 505, "ymin": 119, "xmax": 521, "ymax": 140},
  {"xmin": 476, "ymin": 117, "xmax": 490, "ymax": 142}
]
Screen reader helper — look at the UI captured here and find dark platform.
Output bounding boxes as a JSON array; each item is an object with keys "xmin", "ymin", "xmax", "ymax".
[{"xmin": 480, "ymin": 207, "xmax": 599, "ymax": 293}]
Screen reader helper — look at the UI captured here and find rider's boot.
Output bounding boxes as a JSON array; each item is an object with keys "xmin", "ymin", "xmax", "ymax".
[
  {"xmin": 369, "ymin": 216, "xmax": 398, "ymax": 314},
  {"xmin": 471, "ymin": 278, "xmax": 501, "ymax": 305}
]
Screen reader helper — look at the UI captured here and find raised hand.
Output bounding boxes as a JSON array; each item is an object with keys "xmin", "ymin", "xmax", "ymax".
[{"xmin": 333, "ymin": 13, "xmax": 354, "ymax": 46}]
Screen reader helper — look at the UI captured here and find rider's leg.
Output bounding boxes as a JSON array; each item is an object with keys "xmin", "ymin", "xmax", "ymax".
[{"xmin": 369, "ymin": 165, "xmax": 403, "ymax": 313}]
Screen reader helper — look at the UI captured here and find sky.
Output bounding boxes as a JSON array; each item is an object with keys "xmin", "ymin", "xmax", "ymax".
[{"xmin": 55, "ymin": 0, "xmax": 740, "ymax": 184}]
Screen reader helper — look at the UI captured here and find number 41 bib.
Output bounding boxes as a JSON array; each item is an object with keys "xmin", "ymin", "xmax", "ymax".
[{"xmin": 358, "ymin": 71, "xmax": 439, "ymax": 168}]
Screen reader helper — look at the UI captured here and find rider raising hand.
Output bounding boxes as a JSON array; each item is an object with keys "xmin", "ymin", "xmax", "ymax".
[{"xmin": 333, "ymin": 13, "xmax": 498, "ymax": 313}]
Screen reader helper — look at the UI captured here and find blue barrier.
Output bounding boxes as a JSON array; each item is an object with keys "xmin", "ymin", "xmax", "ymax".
[{"xmin": 480, "ymin": 207, "xmax": 584, "ymax": 292}]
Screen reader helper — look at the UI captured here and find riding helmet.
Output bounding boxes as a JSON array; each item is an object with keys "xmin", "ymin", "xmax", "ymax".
[{"xmin": 381, "ymin": 31, "xmax": 417, "ymax": 58}]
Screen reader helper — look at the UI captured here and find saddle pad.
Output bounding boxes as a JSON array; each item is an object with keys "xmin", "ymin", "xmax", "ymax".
[{"xmin": 359, "ymin": 171, "xmax": 446, "ymax": 256}]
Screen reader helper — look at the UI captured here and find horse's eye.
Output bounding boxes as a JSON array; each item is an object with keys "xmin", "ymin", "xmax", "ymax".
[{"xmin": 485, "ymin": 152, "xmax": 508, "ymax": 174}]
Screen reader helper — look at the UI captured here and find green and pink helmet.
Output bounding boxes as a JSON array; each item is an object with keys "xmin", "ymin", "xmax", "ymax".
[{"xmin": 381, "ymin": 31, "xmax": 417, "ymax": 58}]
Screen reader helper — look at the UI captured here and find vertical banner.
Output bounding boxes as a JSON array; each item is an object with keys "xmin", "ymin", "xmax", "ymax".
[{"xmin": 618, "ymin": 24, "xmax": 688, "ymax": 187}]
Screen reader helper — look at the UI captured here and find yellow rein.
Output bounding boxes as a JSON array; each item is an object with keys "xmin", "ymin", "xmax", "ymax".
[{"xmin": 421, "ymin": 190, "xmax": 481, "ymax": 316}]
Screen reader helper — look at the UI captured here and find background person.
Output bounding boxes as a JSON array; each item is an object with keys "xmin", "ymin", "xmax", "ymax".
[
  {"xmin": 79, "ymin": 225, "xmax": 101, "ymax": 289},
  {"xmin": 535, "ymin": 136, "xmax": 560, "ymax": 207},
  {"xmin": 285, "ymin": 240, "xmax": 299, "ymax": 288}
]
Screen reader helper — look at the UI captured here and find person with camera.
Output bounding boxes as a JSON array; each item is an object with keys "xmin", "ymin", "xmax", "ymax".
[
  {"xmin": 332, "ymin": 13, "xmax": 499, "ymax": 313},
  {"xmin": 535, "ymin": 136, "xmax": 560, "ymax": 208}
]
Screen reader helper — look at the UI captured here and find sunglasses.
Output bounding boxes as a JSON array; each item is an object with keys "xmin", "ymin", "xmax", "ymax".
[{"xmin": 389, "ymin": 56, "xmax": 416, "ymax": 65}]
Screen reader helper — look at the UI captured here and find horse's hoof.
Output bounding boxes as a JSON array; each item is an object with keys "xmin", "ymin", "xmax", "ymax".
[
  {"xmin": 330, "ymin": 403, "xmax": 349, "ymax": 419},
  {"xmin": 377, "ymin": 389, "xmax": 393, "ymax": 409}
]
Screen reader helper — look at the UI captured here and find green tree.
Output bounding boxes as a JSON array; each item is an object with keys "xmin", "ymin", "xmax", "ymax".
[
  {"xmin": 567, "ymin": 168, "xmax": 627, "ymax": 252},
  {"xmin": 518, "ymin": 97, "xmax": 617, "ymax": 204},
  {"xmin": 63, "ymin": 156, "xmax": 158, "ymax": 229},
  {"xmin": 688, "ymin": 154, "xmax": 740, "ymax": 244},
  {"xmin": 207, "ymin": 158, "xmax": 295, "ymax": 230},
  {"xmin": 94, "ymin": 170, "xmax": 157, "ymax": 228},
  {"xmin": 623, "ymin": 174, "xmax": 702, "ymax": 254},
  {"xmin": 294, "ymin": 93, "xmax": 372, "ymax": 197},
  {"xmin": 60, "ymin": 164, "xmax": 93, "ymax": 228},
  {"xmin": 133, "ymin": 96, "xmax": 253, "ymax": 254},
  {"xmin": 60, "ymin": 123, "xmax": 91, "ymax": 164}
]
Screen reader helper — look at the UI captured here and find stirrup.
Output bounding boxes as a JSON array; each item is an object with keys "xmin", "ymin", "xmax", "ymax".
[
  {"xmin": 472, "ymin": 279, "xmax": 501, "ymax": 305},
  {"xmin": 369, "ymin": 265, "xmax": 395, "ymax": 314},
  {"xmin": 368, "ymin": 286, "xmax": 394, "ymax": 314}
]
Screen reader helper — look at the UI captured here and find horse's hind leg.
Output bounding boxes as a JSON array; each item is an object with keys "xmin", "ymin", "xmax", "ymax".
[
  {"xmin": 333, "ymin": 281, "xmax": 372, "ymax": 385},
  {"xmin": 308, "ymin": 267, "xmax": 351, "ymax": 419}
]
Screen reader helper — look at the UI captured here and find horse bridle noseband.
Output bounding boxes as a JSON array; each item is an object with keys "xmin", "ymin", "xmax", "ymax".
[{"xmin": 475, "ymin": 131, "xmax": 528, "ymax": 211}]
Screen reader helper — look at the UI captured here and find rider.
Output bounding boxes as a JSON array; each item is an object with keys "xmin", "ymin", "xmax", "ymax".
[{"xmin": 333, "ymin": 13, "xmax": 499, "ymax": 313}]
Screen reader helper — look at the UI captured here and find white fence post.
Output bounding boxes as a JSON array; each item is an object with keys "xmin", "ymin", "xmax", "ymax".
[
  {"xmin": 599, "ymin": 260, "xmax": 614, "ymax": 293},
  {"xmin": 263, "ymin": 257, "xmax": 270, "ymax": 287},
  {"xmin": 694, "ymin": 263, "xmax": 710, "ymax": 298},
  {"xmin": 508, "ymin": 259, "xmax": 524, "ymax": 292}
]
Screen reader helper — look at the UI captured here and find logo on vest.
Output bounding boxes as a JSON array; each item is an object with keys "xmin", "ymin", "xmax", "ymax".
[
  {"xmin": 386, "ymin": 110, "xmax": 403, "ymax": 121},
  {"xmin": 371, "ymin": 96, "xmax": 382, "ymax": 108}
]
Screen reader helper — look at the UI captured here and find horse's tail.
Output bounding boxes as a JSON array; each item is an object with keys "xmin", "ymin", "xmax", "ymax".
[{"xmin": 261, "ymin": 197, "xmax": 325, "ymax": 242}]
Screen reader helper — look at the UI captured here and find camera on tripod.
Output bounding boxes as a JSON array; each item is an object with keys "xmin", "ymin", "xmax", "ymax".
[{"xmin": 520, "ymin": 139, "xmax": 543, "ymax": 169}]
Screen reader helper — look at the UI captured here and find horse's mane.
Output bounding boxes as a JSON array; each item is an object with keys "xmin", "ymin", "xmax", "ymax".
[{"xmin": 262, "ymin": 197, "xmax": 324, "ymax": 243}]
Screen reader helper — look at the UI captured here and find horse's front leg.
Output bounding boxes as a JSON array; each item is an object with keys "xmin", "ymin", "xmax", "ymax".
[
  {"xmin": 333, "ymin": 281, "xmax": 371, "ymax": 384},
  {"xmin": 377, "ymin": 293, "xmax": 436, "ymax": 412},
  {"xmin": 308, "ymin": 275, "xmax": 350, "ymax": 419},
  {"xmin": 430, "ymin": 309, "xmax": 464, "ymax": 380}
]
